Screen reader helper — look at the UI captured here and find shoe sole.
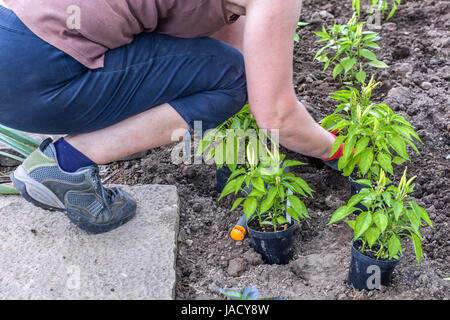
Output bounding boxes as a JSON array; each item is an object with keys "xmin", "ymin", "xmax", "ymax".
[
  {"xmin": 11, "ymin": 166, "xmax": 136, "ymax": 234},
  {"xmin": 11, "ymin": 166, "xmax": 66, "ymax": 212}
]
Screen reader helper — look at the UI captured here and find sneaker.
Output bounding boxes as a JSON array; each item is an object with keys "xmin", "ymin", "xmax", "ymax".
[{"xmin": 10, "ymin": 138, "xmax": 137, "ymax": 234}]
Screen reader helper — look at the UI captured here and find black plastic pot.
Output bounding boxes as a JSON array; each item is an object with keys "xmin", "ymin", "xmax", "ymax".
[
  {"xmin": 349, "ymin": 176, "xmax": 370, "ymax": 212},
  {"xmin": 247, "ymin": 221, "xmax": 295, "ymax": 265},
  {"xmin": 216, "ymin": 166, "xmax": 232, "ymax": 193},
  {"xmin": 348, "ymin": 241, "xmax": 401, "ymax": 291}
]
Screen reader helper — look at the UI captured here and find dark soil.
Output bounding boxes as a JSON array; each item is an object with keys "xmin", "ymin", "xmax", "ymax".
[
  {"xmin": 353, "ymin": 240, "xmax": 395, "ymax": 262},
  {"xmin": 247, "ymin": 215, "xmax": 293, "ymax": 233},
  {"xmin": 109, "ymin": 0, "xmax": 450, "ymax": 300},
  {"xmin": 1, "ymin": 0, "xmax": 445, "ymax": 300}
]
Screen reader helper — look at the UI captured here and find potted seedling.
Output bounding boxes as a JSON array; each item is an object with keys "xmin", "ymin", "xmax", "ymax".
[
  {"xmin": 219, "ymin": 144, "xmax": 313, "ymax": 264},
  {"xmin": 197, "ymin": 104, "xmax": 264, "ymax": 193},
  {"xmin": 320, "ymin": 76, "xmax": 421, "ymax": 208},
  {"xmin": 328, "ymin": 168, "xmax": 433, "ymax": 290},
  {"xmin": 314, "ymin": 13, "xmax": 388, "ymax": 85}
]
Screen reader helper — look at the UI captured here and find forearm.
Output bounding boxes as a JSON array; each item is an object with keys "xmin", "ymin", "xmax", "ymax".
[
  {"xmin": 257, "ymin": 98, "xmax": 334, "ymax": 159},
  {"xmin": 275, "ymin": 102, "xmax": 334, "ymax": 159}
]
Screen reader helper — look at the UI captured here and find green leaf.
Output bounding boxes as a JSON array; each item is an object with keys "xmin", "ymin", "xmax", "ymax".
[
  {"xmin": 365, "ymin": 42, "xmax": 381, "ymax": 49},
  {"xmin": 346, "ymin": 220, "xmax": 356, "ymax": 230},
  {"xmin": 377, "ymin": 152, "xmax": 393, "ymax": 175},
  {"xmin": 354, "ymin": 136, "xmax": 371, "ymax": 156},
  {"xmin": 373, "ymin": 211, "xmax": 388, "ymax": 233},
  {"xmin": 333, "ymin": 64, "xmax": 344, "ymax": 79},
  {"xmin": 410, "ymin": 202, "xmax": 433, "ymax": 228},
  {"xmin": 287, "ymin": 195, "xmax": 309, "ymax": 219},
  {"xmin": 340, "ymin": 57, "xmax": 357, "ymax": 73},
  {"xmin": 392, "ymin": 199, "xmax": 404, "ymax": 221},
  {"xmin": 260, "ymin": 196, "xmax": 274, "ymax": 214},
  {"xmin": 355, "ymin": 211, "xmax": 372, "ymax": 239},
  {"xmin": 348, "ymin": 193, "xmax": 368, "ymax": 209},
  {"xmin": 230, "ymin": 198, "xmax": 244, "ymax": 212},
  {"xmin": 353, "ymin": 179, "xmax": 372, "ymax": 187},
  {"xmin": 282, "ymin": 160, "xmax": 306, "ymax": 167},
  {"xmin": 366, "ymin": 227, "xmax": 381, "ymax": 247},
  {"xmin": 357, "ymin": 147, "xmax": 374, "ymax": 176},
  {"xmin": 355, "ymin": 70, "xmax": 367, "ymax": 84},
  {"xmin": 388, "ymin": 234, "xmax": 402, "ymax": 259},
  {"xmin": 287, "ymin": 207, "xmax": 299, "ymax": 221},
  {"xmin": 340, "ymin": 135, "xmax": 357, "ymax": 168},
  {"xmin": 225, "ymin": 134, "xmax": 237, "ymax": 166},
  {"xmin": 406, "ymin": 209, "xmax": 420, "ymax": 231},
  {"xmin": 328, "ymin": 206, "xmax": 357, "ymax": 225},
  {"xmin": 277, "ymin": 216, "xmax": 289, "ymax": 225},
  {"xmin": 292, "ymin": 177, "xmax": 313, "ymax": 197},
  {"xmin": 392, "ymin": 156, "xmax": 406, "ymax": 165},
  {"xmin": 243, "ymin": 197, "xmax": 257, "ymax": 220},
  {"xmin": 329, "ymin": 135, "xmax": 346, "ymax": 158},
  {"xmin": 252, "ymin": 177, "xmax": 265, "ymax": 193},
  {"xmin": 214, "ymin": 141, "xmax": 225, "ymax": 166},
  {"xmin": 388, "ymin": 136, "xmax": 409, "ymax": 160},
  {"xmin": 360, "ymin": 49, "xmax": 378, "ymax": 61},
  {"xmin": 367, "ymin": 60, "xmax": 389, "ymax": 68},
  {"xmin": 219, "ymin": 179, "xmax": 238, "ymax": 200},
  {"xmin": 410, "ymin": 233, "xmax": 423, "ymax": 265}
]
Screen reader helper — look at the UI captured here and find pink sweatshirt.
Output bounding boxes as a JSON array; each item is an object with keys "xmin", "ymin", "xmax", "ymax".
[{"xmin": 4, "ymin": 0, "xmax": 231, "ymax": 69}]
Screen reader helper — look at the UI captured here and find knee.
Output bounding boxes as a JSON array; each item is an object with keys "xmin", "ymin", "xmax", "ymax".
[
  {"xmin": 213, "ymin": 41, "xmax": 246, "ymax": 91},
  {"xmin": 220, "ymin": 44, "xmax": 248, "ymax": 107}
]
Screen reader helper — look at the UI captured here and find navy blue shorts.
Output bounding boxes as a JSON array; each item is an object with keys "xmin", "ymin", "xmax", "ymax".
[{"xmin": 0, "ymin": 6, "xmax": 247, "ymax": 135}]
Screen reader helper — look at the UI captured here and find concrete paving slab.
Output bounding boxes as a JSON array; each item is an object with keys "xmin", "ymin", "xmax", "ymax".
[{"xmin": 0, "ymin": 184, "xmax": 180, "ymax": 300}]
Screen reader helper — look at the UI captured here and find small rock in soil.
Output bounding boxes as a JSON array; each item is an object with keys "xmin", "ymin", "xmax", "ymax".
[
  {"xmin": 421, "ymin": 82, "xmax": 432, "ymax": 90},
  {"xmin": 227, "ymin": 258, "xmax": 247, "ymax": 277},
  {"xmin": 385, "ymin": 86, "xmax": 412, "ymax": 106},
  {"xmin": 382, "ymin": 22, "xmax": 397, "ymax": 31},
  {"xmin": 393, "ymin": 63, "xmax": 413, "ymax": 76},
  {"xmin": 192, "ymin": 203, "xmax": 203, "ymax": 213},
  {"xmin": 319, "ymin": 10, "xmax": 334, "ymax": 19}
]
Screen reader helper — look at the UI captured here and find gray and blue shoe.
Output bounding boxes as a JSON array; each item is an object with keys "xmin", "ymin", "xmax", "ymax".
[{"xmin": 10, "ymin": 138, "xmax": 137, "ymax": 234}]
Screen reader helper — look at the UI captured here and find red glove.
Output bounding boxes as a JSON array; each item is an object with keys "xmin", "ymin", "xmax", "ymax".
[{"xmin": 322, "ymin": 132, "xmax": 344, "ymax": 161}]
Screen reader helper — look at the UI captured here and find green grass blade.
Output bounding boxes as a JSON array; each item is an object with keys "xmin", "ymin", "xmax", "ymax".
[
  {"xmin": 0, "ymin": 151, "xmax": 25, "ymax": 162},
  {"xmin": 0, "ymin": 135, "xmax": 35, "ymax": 157},
  {"xmin": 0, "ymin": 125, "xmax": 40, "ymax": 148}
]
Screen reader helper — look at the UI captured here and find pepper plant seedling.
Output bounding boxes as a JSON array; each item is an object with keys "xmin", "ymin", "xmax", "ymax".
[
  {"xmin": 219, "ymin": 143, "xmax": 313, "ymax": 233},
  {"xmin": 320, "ymin": 76, "xmax": 421, "ymax": 181},
  {"xmin": 328, "ymin": 168, "xmax": 432, "ymax": 265},
  {"xmin": 314, "ymin": 13, "xmax": 388, "ymax": 85},
  {"xmin": 197, "ymin": 104, "xmax": 267, "ymax": 172}
]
